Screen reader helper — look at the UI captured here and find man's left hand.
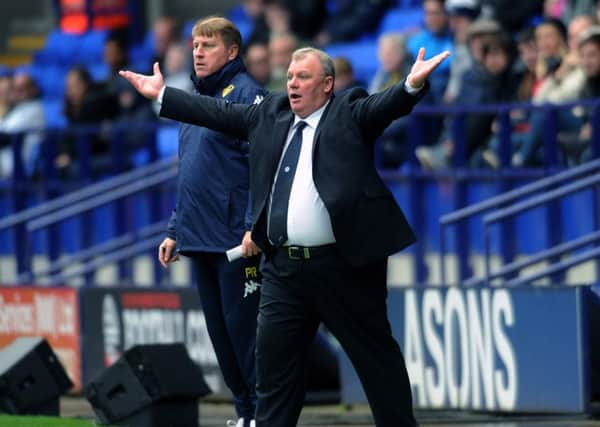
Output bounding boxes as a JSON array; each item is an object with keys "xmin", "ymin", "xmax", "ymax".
[
  {"xmin": 406, "ymin": 48, "xmax": 451, "ymax": 89},
  {"xmin": 241, "ymin": 231, "xmax": 261, "ymax": 257}
]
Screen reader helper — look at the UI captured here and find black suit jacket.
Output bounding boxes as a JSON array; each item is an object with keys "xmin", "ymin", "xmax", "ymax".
[{"xmin": 161, "ymin": 82, "xmax": 427, "ymax": 266}]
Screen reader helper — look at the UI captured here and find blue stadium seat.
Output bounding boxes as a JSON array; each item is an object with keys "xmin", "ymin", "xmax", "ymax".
[
  {"xmin": 183, "ymin": 20, "xmax": 195, "ymax": 39},
  {"xmin": 34, "ymin": 30, "xmax": 82, "ymax": 66},
  {"xmin": 75, "ymin": 30, "xmax": 108, "ymax": 64},
  {"xmin": 87, "ymin": 62, "xmax": 110, "ymax": 81},
  {"xmin": 377, "ymin": 7, "xmax": 423, "ymax": 36},
  {"xmin": 43, "ymin": 98, "xmax": 67, "ymax": 129},
  {"xmin": 325, "ymin": 41, "xmax": 378, "ymax": 86},
  {"xmin": 131, "ymin": 148, "xmax": 150, "ymax": 167},
  {"xmin": 156, "ymin": 124, "xmax": 179, "ymax": 158},
  {"xmin": 129, "ymin": 30, "xmax": 154, "ymax": 68},
  {"xmin": 224, "ymin": 7, "xmax": 254, "ymax": 42},
  {"xmin": 28, "ymin": 64, "xmax": 68, "ymax": 99}
]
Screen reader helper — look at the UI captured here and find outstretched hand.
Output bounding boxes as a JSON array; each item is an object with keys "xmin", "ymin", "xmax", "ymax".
[
  {"xmin": 406, "ymin": 48, "xmax": 451, "ymax": 89},
  {"xmin": 118, "ymin": 62, "xmax": 165, "ymax": 100}
]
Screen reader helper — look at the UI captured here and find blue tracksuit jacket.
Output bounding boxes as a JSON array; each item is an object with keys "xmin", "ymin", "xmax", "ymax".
[{"xmin": 166, "ymin": 57, "xmax": 266, "ymax": 253}]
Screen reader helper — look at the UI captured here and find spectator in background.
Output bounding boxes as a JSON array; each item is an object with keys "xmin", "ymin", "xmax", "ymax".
[
  {"xmin": 533, "ymin": 18, "xmax": 569, "ymax": 90},
  {"xmin": 562, "ymin": 0, "xmax": 596, "ymax": 22},
  {"xmin": 152, "ymin": 16, "xmax": 181, "ymax": 69},
  {"xmin": 444, "ymin": 0, "xmax": 482, "ymax": 103},
  {"xmin": 333, "ymin": 56, "xmax": 364, "ymax": 93},
  {"xmin": 315, "ymin": 0, "xmax": 393, "ymax": 46},
  {"xmin": 514, "ymin": 26, "xmax": 539, "ymax": 101},
  {"xmin": 367, "ymin": 32, "xmax": 414, "ymax": 168},
  {"xmin": 508, "ymin": 16, "xmax": 595, "ymax": 167},
  {"xmin": 103, "ymin": 33, "xmax": 131, "ymax": 93},
  {"xmin": 510, "ymin": 17, "xmax": 569, "ymax": 166},
  {"xmin": 227, "ymin": 0, "xmax": 266, "ymax": 41},
  {"xmin": 369, "ymin": 32, "xmax": 412, "ymax": 93},
  {"xmin": 533, "ymin": 15, "xmax": 596, "ymax": 103},
  {"xmin": 247, "ymin": 0, "xmax": 292, "ymax": 45},
  {"xmin": 153, "ymin": 42, "xmax": 194, "ymax": 115},
  {"xmin": 266, "ymin": 32, "xmax": 298, "ymax": 91},
  {"xmin": 562, "ymin": 26, "xmax": 600, "ymax": 163},
  {"xmin": 407, "ymin": 0, "xmax": 453, "ymax": 104},
  {"xmin": 0, "ymin": 73, "xmax": 46, "ymax": 177},
  {"xmin": 248, "ymin": 0, "xmax": 325, "ymax": 46},
  {"xmin": 163, "ymin": 42, "xmax": 193, "ymax": 91},
  {"xmin": 487, "ymin": 17, "xmax": 592, "ymax": 168},
  {"xmin": 464, "ymin": 19, "xmax": 504, "ymax": 64},
  {"xmin": 417, "ymin": 32, "xmax": 520, "ymax": 169},
  {"xmin": 248, "ymin": 0, "xmax": 326, "ymax": 43},
  {"xmin": 103, "ymin": 33, "xmax": 156, "ymax": 168},
  {"xmin": 55, "ymin": 67, "xmax": 118, "ymax": 178},
  {"xmin": 407, "ymin": 0, "xmax": 453, "ymax": 146},
  {"xmin": 244, "ymin": 42, "xmax": 271, "ymax": 86},
  {"xmin": 242, "ymin": 0, "xmax": 266, "ymax": 21},
  {"xmin": 480, "ymin": 0, "xmax": 544, "ymax": 33},
  {"xmin": 0, "ymin": 75, "xmax": 12, "ymax": 120},
  {"xmin": 281, "ymin": 0, "xmax": 327, "ymax": 41},
  {"xmin": 543, "ymin": 0, "xmax": 568, "ymax": 19}
]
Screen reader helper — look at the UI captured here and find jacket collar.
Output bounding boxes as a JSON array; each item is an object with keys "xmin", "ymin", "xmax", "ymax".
[{"xmin": 191, "ymin": 56, "xmax": 246, "ymax": 96}]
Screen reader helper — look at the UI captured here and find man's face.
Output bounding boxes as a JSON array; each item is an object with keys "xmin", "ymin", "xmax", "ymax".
[
  {"xmin": 245, "ymin": 44, "xmax": 271, "ymax": 84},
  {"xmin": 269, "ymin": 36, "xmax": 295, "ymax": 70},
  {"xmin": 484, "ymin": 46, "xmax": 509, "ymax": 75},
  {"xmin": 449, "ymin": 14, "xmax": 472, "ymax": 43},
  {"xmin": 286, "ymin": 54, "xmax": 333, "ymax": 118},
  {"xmin": 104, "ymin": 40, "xmax": 126, "ymax": 71},
  {"xmin": 581, "ymin": 41, "xmax": 600, "ymax": 78},
  {"xmin": 535, "ymin": 24, "xmax": 565, "ymax": 58},
  {"xmin": 518, "ymin": 39, "xmax": 538, "ymax": 71},
  {"xmin": 11, "ymin": 75, "xmax": 33, "ymax": 103},
  {"xmin": 192, "ymin": 34, "xmax": 237, "ymax": 79},
  {"xmin": 378, "ymin": 39, "xmax": 404, "ymax": 73},
  {"xmin": 424, "ymin": 0, "xmax": 448, "ymax": 35}
]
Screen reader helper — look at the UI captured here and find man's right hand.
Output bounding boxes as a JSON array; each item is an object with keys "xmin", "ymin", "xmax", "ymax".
[
  {"xmin": 119, "ymin": 62, "xmax": 165, "ymax": 100},
  {"xmin": 158, "ymin": 237, "xmax": 178, "ymax": 268}
]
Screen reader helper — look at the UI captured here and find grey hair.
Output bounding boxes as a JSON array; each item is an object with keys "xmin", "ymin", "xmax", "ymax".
[
  {"xmin": 291, "ymin": 47, "xmax": 335, "ymax": 79},
  {"xmin": 379, "ymin": 32, "xmax": 406, "ymax": 50}
]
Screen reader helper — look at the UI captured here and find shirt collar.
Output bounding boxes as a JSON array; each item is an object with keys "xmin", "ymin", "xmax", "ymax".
[{"xmin": 293, "ymin": 100, "xmax": 330, "ymax": 130}]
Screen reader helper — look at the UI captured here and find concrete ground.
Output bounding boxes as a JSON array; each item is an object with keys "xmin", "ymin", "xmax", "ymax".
[{"xmin": 60, "ymin": 396, "xmax": 600, "ymax": 427}]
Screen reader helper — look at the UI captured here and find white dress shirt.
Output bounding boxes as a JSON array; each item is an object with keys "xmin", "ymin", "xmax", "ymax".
[{"xmin": 268, "ymin": 101, "xmax": 336, "ymax": 247}]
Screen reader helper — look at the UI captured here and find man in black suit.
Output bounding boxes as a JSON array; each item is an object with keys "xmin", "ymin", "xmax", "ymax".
[{"xmin": 120, "ymin": 46, "xmax": 449, "ymax": 427}]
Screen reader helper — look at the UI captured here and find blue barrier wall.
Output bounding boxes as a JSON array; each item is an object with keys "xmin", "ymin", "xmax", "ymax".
[{"xmin": 339, "ymin": 285, "xmax": 594, "ymax": 413}]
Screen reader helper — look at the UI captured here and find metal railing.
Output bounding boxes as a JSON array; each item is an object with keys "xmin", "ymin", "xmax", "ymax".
[
  {"xmin": 0, "ymin": 156, "xmax": 177, "ymax": 284},
  {"xmin": 440, "ymin": 159, "xmax": 600, "ymax": 286}
]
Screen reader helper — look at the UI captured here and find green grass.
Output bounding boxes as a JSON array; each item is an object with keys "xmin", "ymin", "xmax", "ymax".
[{"xmin": 0, "ymin": 415, "xmax": 99, "ymax": 426}]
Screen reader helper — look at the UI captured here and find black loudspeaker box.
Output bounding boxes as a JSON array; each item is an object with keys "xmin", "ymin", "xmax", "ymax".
[
  {"xmin": 0, "ymin": 337, "xmax": 73, "ymax": 415},
  {"xmin": 85, "ymin": 343, "xmax": 211, "ymax": 426}
]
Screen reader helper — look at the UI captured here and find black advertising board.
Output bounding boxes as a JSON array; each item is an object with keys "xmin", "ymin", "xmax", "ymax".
[{"xmin": 79, "ymin": 287, "xmax": 227, "ymax": 396}]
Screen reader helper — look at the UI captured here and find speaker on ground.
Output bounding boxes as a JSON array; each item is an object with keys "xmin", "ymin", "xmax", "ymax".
[
  {"xmin": 85, "ymin": 342, "xmax": 211, "ymax": 427},
  {"xmin": 0, "ymin": 337, "xmax": 73, "ymax": 416}
]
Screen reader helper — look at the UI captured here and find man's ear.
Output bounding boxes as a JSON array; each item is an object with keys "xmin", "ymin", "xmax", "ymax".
[
  {"xmin": 228, "ymin": 44, "xmax": 240, "ymax": 61},
  {"xmin": 324, "ymin": 75, "xmax": 334, "ymax": 94}
]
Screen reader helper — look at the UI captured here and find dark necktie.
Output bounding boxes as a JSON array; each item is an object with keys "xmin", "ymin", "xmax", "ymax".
[{"xmin": 268, "ymin": 121, "xmax": 307, "ymax": 246}]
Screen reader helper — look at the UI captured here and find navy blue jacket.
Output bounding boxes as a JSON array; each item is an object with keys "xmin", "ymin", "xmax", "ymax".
[{"xmin": 166, "ymin": 57, "xmax": 266, "ymax": 253}]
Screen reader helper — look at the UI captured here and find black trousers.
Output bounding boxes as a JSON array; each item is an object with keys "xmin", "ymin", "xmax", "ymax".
[
  {"xmin": 255, "ymin": 246, "xmax": 416, "ymax": 427},
  {"xmin": 191, "ymin": 252, "xmax": 261, "ymax": 420}
]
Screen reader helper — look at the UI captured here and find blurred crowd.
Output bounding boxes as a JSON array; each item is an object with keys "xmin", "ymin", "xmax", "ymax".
[{"xmin": 2, "ymin": 0, "xmax": 600, "ymax": 180}]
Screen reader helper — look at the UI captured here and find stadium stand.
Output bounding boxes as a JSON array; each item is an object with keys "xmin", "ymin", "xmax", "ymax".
[{"xmin": 2, "ymin": 1, "xmax": 600, "ymax": 421}]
